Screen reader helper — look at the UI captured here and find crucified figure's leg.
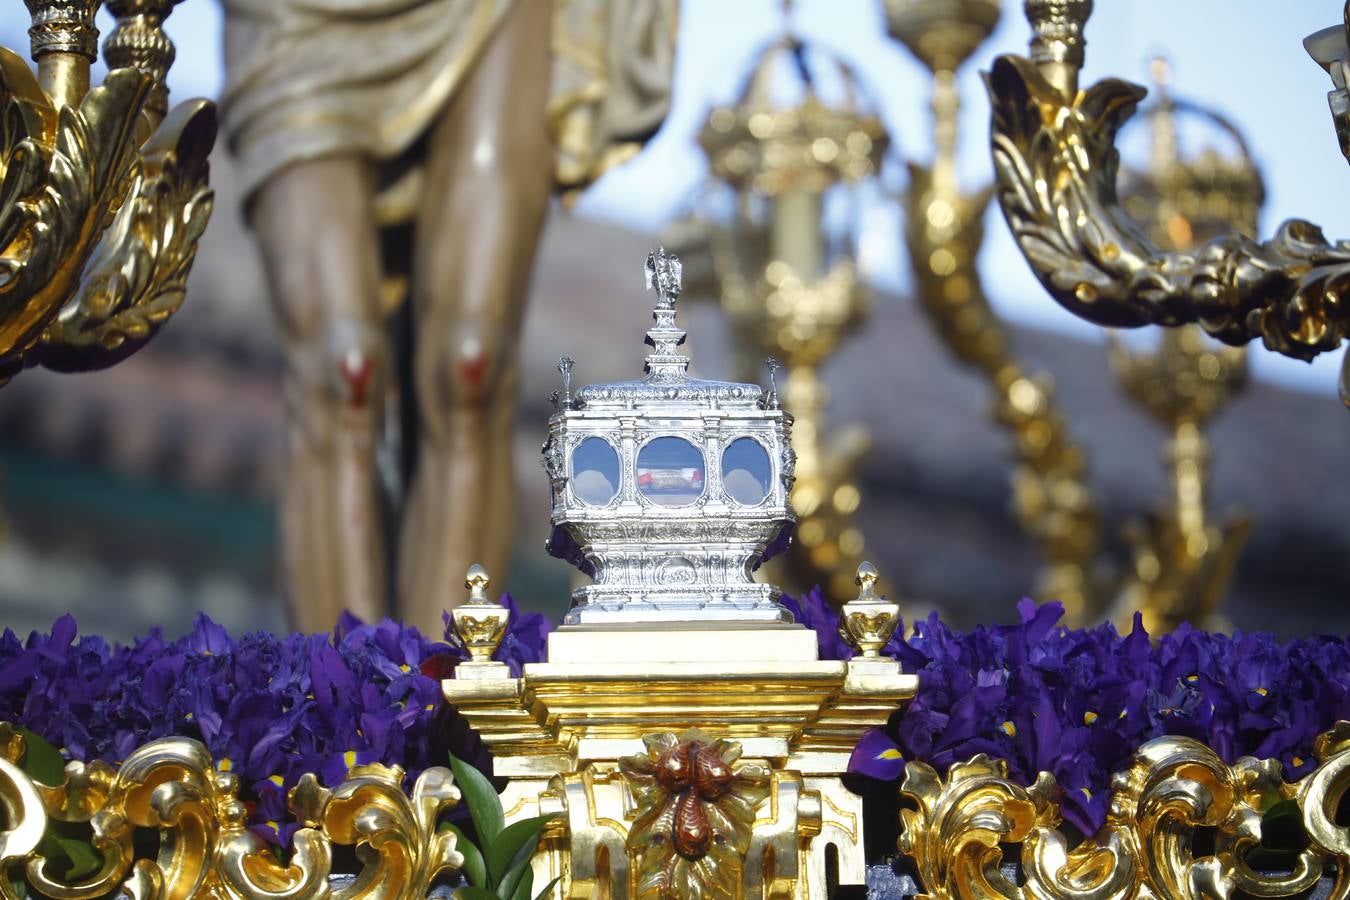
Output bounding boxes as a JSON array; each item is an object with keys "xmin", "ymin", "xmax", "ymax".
[
  {"xmin": 399, "ymin": 2, "xmax": 553, "ymax": 634},
  {"xmin": 251, "ymin": 156, "xmax": 389, "ymax": 630}
]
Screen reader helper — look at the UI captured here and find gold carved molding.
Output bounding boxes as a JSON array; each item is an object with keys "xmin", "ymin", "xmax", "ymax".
[
  {"xmin": 901, "ymin": 721, "xmax": 1350, "ymax": 900},
  {"xmin": 0, "ymin": 723, "xmax": 463, "ymax": 899},
  {"xmin": 4, "ymin": 716, "xmax": 1350, "ymax": 898}
]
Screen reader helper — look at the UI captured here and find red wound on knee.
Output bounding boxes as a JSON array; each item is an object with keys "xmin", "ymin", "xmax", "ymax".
[
  {"xmin": 458, "ymin": 352, "xmax": 491, "ymax": 392},
  {"xmin": 340, "ymin": 351, "xmax": 375, "ymax": 409}
]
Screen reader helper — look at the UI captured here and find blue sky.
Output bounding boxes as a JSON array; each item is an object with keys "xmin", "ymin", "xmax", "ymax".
[{"xmin": 140, "ymin": 0, "xmax": 1350, "ymax": 394}]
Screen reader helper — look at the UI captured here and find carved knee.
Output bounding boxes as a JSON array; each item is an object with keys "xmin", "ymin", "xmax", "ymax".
[
  {"xmin": 284, "ymin": 318, "xmax": 389, "ymax": 418},
  {"xmin": 416, "ymin": 322, "xmax": 515, "ymax": 436}
]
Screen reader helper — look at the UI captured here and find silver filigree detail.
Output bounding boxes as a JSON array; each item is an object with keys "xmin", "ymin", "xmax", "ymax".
[{"xmin": 543, "ymin": 252, "xmax": 796, "ymax": 626}]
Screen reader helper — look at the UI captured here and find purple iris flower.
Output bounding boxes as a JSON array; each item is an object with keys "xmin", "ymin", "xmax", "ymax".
[
  {"xmin": 848, "ymin": 728, "xmax": 905, "ymax": 780},
  {"xmin": 857, "ymin": 602, "xmax": 1350, "ymax": 839},
  {"xmin": 780, "ymin": 587, "xmax": 853, "ymax": 660}
]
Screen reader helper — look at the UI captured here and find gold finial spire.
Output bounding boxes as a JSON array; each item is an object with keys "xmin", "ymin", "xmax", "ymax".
[
  {"xmin": 452, "ymin": 564, "xmax": 508, "ymax": 664},
  {"xmin": 838, "ymin": 561, "xmax": 900, "ymax": 658}
]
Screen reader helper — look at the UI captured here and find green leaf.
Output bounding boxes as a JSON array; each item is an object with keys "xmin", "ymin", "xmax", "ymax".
[
  {"xmin": 15, "ymin": 728, "xmax": 65, "ymax": 787},
  {"xmin": 442, "ymin": 822, "xmax": 486, "ymax": 888},
  {"xmin": 485, "ymin": 815, "xmax": 555, "ymax": 885},
  {"xmin": 51, "ymin": 836, "xmax": 101, "ymax": 880},
  {"xmin": 454, "ymin": 887, "xmax": 501, "ymax": 900},
  {"xmin": 533, "ymin": 876, "xmax": 561, "ymax": 900},
  {"xmin": 1260, "ymin": 798, "xmax": 1307, "ymax": 849},
  {"xmin": 8, "ymin": 869, "xmax": 27, "ymax": 899},
  {"xmin": 448, "ymin": 754, "xmax": 504, "ymax": 852},
  {"xmin": 496, "ymin": 861, "xmax": 531, "ymax": 900}
]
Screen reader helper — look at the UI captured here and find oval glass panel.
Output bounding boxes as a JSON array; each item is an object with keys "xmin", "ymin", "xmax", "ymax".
[
  {"xmin": 721, "ymin": 437, "xmax": 772, "ymax": 505},
  {"xmin": 570, "ymin": 437, "xmax": 620, "ymax": 506},
  {"xmin": 636, "ymin": 437, "xmax": 705, "ymax": 507}
]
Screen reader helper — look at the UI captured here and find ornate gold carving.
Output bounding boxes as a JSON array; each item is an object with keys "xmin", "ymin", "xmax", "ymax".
[
  {"xmin": 987, "ymin": 12, "xmax": 1350, "ymax": 404},
  {"xmin": 444, "ymin": 617, "xmax": 915, "ymax": 895},
  {"xmin": 620, "ymin": 732, "xmax": 770, "ymax": 899},
  {"xmin": 899, "ymin": 722, "xmax": 1350, "ymax": 899},
  {"xmin": 0, "ymin": 54, "xmax": 150, "ymax": 377},
  {"xmin": 450, "ymin": 564, "xmax": 511, "ymax": 665},
  {"xmin": 0, "ymin": 722, "xmax": 464, "ymax": 898},
  {"xmin": 0, "ymin": 1, "xmax": 213, "ymax": 383},
  {"xmin": 839, "ymin": 561, "xmax": 901, "ymax": 657},
  {"xmin": 36, "ymin": 98, "xmax": 214, "ymax": 371},
  {"xmin": 103, "ymin": 0, "xmax": 181, "ymax": 125}
]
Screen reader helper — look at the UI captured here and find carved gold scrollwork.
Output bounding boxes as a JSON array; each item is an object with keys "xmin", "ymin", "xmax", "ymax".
[
  {"xmin": 0, "ymin": 50, "xmax": 151, "ymax": 377},
  {"xmin": 899, "ymin": 723, "xmax": 1350, "ymax": 900},
  {"xmin": 986, "ymin": 18, "xmax": 1350, "ymax": 402},
  {"xmin": 35, "ymin": 96, "xmax": 215, "ymax": 372},
  {"xmin": 0, "ymin": 0, "xmax": 215, "ymax": 383},
  {"xmin": 0, "ymin": 723, "xmax": 463, "ymax": 899}
]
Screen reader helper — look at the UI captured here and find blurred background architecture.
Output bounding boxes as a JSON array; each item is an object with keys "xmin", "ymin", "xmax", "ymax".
[{"xmin": 0, "ymin": 0, "xmax": 1346, "ymax": 642}]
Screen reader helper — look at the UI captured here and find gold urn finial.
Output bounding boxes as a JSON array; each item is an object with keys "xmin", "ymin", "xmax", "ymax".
[
  {"xmin": 838, "ymin": 561, "xmax": 900, "ymax": 658},
  {"xmin": 452, "ymin": 564, "xmax": 509, "ymax": 665}
]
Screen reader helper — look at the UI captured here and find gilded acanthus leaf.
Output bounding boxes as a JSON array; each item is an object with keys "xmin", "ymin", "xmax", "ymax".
[
  {"xmin": 0, "ymin": 54, "xmax": 151, "ymax": 378},
  {"xmin": 620, "ymin": 732, "xmax": 769, "ymax": 900},
  {"xmin": 36, "ymin": 98, "xmax": 216, "ymax": 371},
  {"xmin": 986, "ymin": 54, "xmax": 1350, "ymax": 369}
]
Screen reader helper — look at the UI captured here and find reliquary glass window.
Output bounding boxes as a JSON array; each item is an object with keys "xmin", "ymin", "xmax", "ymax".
[
  {"xmin": 571, "ymin": 437, "xmax": 621, "ymax": 506},
  {"xmin": 721, "ymin": 437, "xmax": 772, "ymax": 505},
  {"xmin": 636, "ymin": 437, "xmax": 705, "ymax": 507}
]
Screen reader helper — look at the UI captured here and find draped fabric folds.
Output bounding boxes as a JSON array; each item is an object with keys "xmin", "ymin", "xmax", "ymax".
[{"xmin": 220, "ymin": 0, "xmax": 678, "ymax": 207}]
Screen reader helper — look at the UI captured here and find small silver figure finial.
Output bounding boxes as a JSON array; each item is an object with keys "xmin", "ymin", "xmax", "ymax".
[
  {"xmin": 642, "ymin": 249, "xmax": 690, "ymax": 378},
  {"xmin": 465, "ymin": 563, "xmax": 491, "ymax": 601},
  {"xmin": 558, "ymin": 356, "xmax": 575, "ymax": 407},
  {"xmin": 765, "ymin": 356, "xmax": 782, "ymax": 409},
  {"xmin": 855, "ymin": 560, "xmax": 880, "ymax": 601},
  {"xmin": 548, "ymin": 389, "xmax": 562, "ymax": 413},
  {"xmin": 645, "ymin": 247, "xmax": 683, "ymax": 310}
]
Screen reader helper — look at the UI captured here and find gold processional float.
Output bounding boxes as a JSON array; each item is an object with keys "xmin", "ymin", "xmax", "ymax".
[
  {"xmin": 2, "ymin": 0, "xmax": 1350, "ymax": 898},
  {"xmin": 0, "ymin": 248, "xmax": 1349, "ymax": 899}
]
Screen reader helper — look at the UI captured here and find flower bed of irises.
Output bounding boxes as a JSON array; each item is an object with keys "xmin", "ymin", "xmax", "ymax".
[{"xmin": 3, "ymin": 594, "xmax": 1348, "ymax": 849}]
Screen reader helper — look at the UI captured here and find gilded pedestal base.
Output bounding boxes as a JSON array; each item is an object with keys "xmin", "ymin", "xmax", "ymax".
[{"xmin": 443, "ymin": 626, "xmax": 916, "ymax": 898}]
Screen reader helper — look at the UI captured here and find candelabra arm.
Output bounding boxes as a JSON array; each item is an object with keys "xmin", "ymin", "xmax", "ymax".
[
  {"xmin": 988, "ymin": 5, "xmax": 1350, "ymax": 404},
  {"xmin": 0, "ymin": 0, "xmax": 216, "ymax": 382},
  {"xmin": 905, "ymin": 67, "xmax": 1101, "ymax": 620},
  {"xmin": 32, "ymin": 97, "xmax": 215, "ymax": 372}
]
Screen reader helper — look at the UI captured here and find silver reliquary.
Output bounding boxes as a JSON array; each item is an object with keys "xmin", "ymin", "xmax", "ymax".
[{"xmin": 541, "ymin": 249, "xmax": 796, "ymax": 625}]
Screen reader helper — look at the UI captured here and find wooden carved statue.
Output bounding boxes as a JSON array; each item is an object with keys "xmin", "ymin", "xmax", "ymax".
[{"xmin": 219, "ymin": 0, "xmax": 678, "ymax": 633}]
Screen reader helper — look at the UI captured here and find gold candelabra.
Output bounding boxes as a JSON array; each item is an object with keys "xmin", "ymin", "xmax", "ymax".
[
  {"xmin": 0, "ymin": 0, "xmax": 214, "ymax": 383},
  {"xmin": 675, "ymin": 1, "xmax": 1270, "ymax": 628},
  {"xmin": 1107, "ymin": 59, "xmax": 1261, "ymax": 632},
  {"xmin": 880, "ymin": 0, "xmax": 1279, "ymax": 630},
  {"xmin": 691, "ymin": 35, "xmax": 889, "ymax": 603},
  {"xmin": 886, "ymin": 0, "xmax": 1102, "ymax": 621}
]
